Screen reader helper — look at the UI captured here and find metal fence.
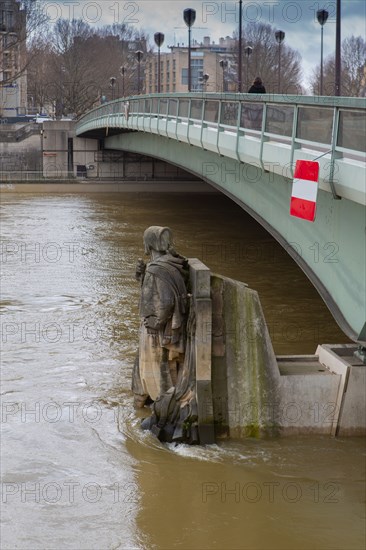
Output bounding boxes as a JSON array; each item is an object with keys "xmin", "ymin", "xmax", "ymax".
[
  {"xmin": 77, "ymin": 93, "xmax": 366, "ymax": 158},
  {"xmin": 0, "ymin": 171, "xmax": 75, "ymax": 182}
]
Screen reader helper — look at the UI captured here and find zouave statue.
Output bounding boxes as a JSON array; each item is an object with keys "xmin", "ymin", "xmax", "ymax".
[{"xmin": 132, "ymin": 226, "xmax": 199, "ymax": 444}]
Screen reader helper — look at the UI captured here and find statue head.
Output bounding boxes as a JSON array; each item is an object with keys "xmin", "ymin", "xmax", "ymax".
[{"xmin": 143, "ymin": 226, "xmax": 173, "ymax": 255}]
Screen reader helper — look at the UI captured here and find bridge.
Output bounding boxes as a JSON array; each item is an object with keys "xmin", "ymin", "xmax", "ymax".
[{"xmin": 76, "ymin": 93, "xmax": 366, "ymax": 345}]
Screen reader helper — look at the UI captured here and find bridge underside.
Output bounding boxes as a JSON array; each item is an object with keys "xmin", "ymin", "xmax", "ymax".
[{"xmin": 105, "ymin": 131, "xmax": 366, "ymax": 344}]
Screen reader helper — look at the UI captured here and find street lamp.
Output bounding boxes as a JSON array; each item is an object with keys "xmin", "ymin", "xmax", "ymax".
[
  {"xmin": 202, "ymin": 73, "xmax": 209, "ymax": 92},
  {"xmin": 244, "ymin": 46, "xmax": 253, "ymax": 91},
  {"xmin": 109, "ymin": 76, "xmax": 117, "ymax": 100},
  {"xmin": 183, "ymin": 8, "xmax": 196, "ymax": 92},
  {"xmin": 275, "ymin": 30, "xmax": 285, "ymax": 94},
  {"xmin": 135, "ymin": 50, "xmax": 143, "ymax": 94},
  {"xmin": 219, "ymin": 59, "xmax": 228, "ymax": 92},
  {"xmin": 335, "ymin": 0, "xmax": 341, "ymax": 96},
  {"xmin": 317, "ymin": 9, "xmax": 329, "ymax": 95},
  {"xmin": 154, "ymin": 32, "xmax": 165, "ymax": 93},
  {"xmin": 120, "ymin": 66, "xmax": 126, "ymax": 97},
  {"xmin": 58, "ymin": 65, "xmax": 66, "ymax": 119},
  {"xmin": 238, "ymin": 0, "xmax": 243, "ymax": 92}
]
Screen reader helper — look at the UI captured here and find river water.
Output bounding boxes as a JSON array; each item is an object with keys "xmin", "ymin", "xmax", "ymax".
[{"xmin": 1, "ymin": 192, "xmax": 364, "ymax": 550}]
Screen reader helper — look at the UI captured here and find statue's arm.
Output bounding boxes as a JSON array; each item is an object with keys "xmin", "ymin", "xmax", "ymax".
[{"xmin": 135, "ymin": 258, "xmax": 146, "ymax": 282}]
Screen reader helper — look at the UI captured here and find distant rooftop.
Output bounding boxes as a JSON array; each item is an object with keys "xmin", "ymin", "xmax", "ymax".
[{"xmin": 169, "ymin": 35, "xmax": 236, "ymax": 53}]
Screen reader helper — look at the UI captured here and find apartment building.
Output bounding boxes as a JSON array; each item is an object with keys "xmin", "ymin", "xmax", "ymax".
[
  {"xmin": 146, "ymin": 36, "xmax": 237, "ymax": 94},
  {"xmin": 0, "ymin": 0, "xmax": 27, "ymax": 118}
]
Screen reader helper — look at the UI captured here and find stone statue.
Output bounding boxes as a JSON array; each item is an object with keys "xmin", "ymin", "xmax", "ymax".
[{"xmin": 132, "ymin": 226, "xmax": 199, "ymax": 444}]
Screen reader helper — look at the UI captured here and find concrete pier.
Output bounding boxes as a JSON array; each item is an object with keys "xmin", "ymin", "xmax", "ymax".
[{"xmin": 210, "ymin": 273, "xmax": 365, "ymax": 438}]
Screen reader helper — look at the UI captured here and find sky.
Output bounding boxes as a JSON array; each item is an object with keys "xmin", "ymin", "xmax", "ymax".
[{"xmin": 44, "ymin": 1, "xmax": 366, "ymax": 90}]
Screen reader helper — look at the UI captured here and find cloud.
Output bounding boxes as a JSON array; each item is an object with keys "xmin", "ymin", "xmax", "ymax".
[{"xmin": 44, "ymin": 0, "xmax": 366, "ymax": 88}]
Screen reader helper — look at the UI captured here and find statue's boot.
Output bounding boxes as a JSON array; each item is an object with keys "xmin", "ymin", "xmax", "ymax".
[
  {"xmin": 151, "ymin": 387, "xmax": 180, "ymax": 442},
  {"xmin": 187, "ymin": 400, "xmax": 199, "ymax": 444},
  {"xmin": 172, "ymin": 404, "xmax": 190, "ymax": 442},
  {"xmin": 188, "ymin": 422, "xmax": 199, "ymax": 445},
  {"xmin": 141, "ymin": 413, "xmax": 157, "ymax": 430},
  {"xmin": 189, "ymin": 398, "xmax": 198, "ymax": 422}
]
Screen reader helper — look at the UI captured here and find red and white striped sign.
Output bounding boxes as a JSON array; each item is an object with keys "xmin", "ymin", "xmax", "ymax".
[{"xmin": 290, "ymin": 160, "xmax": 319, "ymax": 222}]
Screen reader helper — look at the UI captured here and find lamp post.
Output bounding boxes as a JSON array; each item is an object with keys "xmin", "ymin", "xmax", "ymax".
[
  {"xmin": 183, "ymin": 8, "xmax": 196, "ymax": 92},
  {"xmin": 58, "ymin": 65, "xmax": 66, "ymax": 119},
  {"xmin": 154, "ymin": 32, "xmax": 165, "ymax": 93},
  {"xmin": 202, "ymin": 73, "xmax": 209, "ymax": 92},
  {"xmin": 109, "ymin": 76, "xmax": 116, "ymax": 100},
  {"xmin": 335, "ymin": 0, "xmax": 341, "ymax": 96},
  {"xmin": 120, "ymin": 66, "xmax": 126, "ymax": 97},
  {"xmin": 275, "ymin": 30, "xmax": 285, "ymax": 94},
  {"xmin": 316, "ymin": 9, "xmax": 329, "ymax": 95},
  {"xmin": 238, "ymin": 0, "xmax": 243, "ymax": 92},
  {"xmin": 135, "ymin": 50, "xmax": 143, "ymax": 94},
  {"xmin": 244, "ymin": 45, "xmax": 253, "ymax": 91},
  {"xmin": 219, "ymin": 59, "xmax": 228, "ymax": 92}
]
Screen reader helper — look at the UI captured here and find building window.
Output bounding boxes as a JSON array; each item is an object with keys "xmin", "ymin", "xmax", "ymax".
[
  {"xmin": 181, "ymin": 68, "xmax": 188, "ymax": 85},
  {"xmin": 191, "ymin": 59, "xmax": 204, "ymax": 91}
]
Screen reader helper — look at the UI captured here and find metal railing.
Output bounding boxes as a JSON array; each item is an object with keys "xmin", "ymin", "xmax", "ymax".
[
  {"xmin": 77, "ymin": 93, "xmax": 366, "ymax": 160},
  {"xmin": 0, "ymin": 171, "xmax": 75, "ymax": 182}
]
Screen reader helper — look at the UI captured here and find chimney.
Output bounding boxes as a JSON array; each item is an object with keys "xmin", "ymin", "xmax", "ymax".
[{"xmin": 203, "ymin": 36, "xmax": 210, "ymax": 47}]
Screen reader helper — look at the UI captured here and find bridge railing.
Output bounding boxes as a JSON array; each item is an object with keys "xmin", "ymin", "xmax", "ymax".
[{"xmin": 77, "ymin": 93, "xmax": 366, "ymax": 162}]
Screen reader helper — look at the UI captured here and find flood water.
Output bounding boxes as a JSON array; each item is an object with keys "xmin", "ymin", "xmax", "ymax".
[{"xmin": 1, "ymin": 192, "xmax": 364, "ymax": 550}]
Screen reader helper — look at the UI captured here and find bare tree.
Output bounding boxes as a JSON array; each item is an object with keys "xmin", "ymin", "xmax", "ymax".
[
  {"xmin": 27, "ymin": 18, "xmax": 151, "ymax": 117},
  {"xmin": 310, "ymin": 35, "xmax": 366, "ymax": 97},
  {"xmin": 0, "ymin": 0, "xmax": 48, "ymax": 86},
  {"xmin": 27, "ymin": 19, "xmax": 92, "ymax": 116},
  {"xmin": 232, "ymin": 22, "xmax": 303, "ymax": 94},
  {"xmin": 26, "ymin": 37, "xmax": 54, "ymax": 113},
  {"xmin": 96, "ymin": 24, "xmax": 152, "ymax": 97}
]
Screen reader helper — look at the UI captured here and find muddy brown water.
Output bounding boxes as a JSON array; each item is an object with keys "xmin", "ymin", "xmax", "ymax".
[{"xmin": 1, "ymin": 192, "xmax": 364, "ymax": 549}]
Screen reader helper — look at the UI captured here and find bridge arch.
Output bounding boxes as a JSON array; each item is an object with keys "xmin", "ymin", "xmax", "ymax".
[{"xmin": 76, "ymin": 93, "xmax": 366, "ymax": 344}]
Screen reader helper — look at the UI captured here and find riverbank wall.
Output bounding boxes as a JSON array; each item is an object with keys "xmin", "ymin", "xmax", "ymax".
[
  {"xmin": 1, "ymin": 120, "xmax": 207, "ymax": 186},
  {"xmin": 0, "ymin": 180, "xmax": 216, "ymax": 193}
]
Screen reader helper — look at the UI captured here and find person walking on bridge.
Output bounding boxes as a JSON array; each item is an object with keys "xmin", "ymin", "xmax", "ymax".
[{"xmin": 248, "ymin": 77, "xmax": 266, "ymax": 93}]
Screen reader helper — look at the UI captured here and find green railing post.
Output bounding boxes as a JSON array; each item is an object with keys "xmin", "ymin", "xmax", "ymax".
[
  {"xmin": 200, "ymin": 99, "xmax": 205, "ymax": 149},
  {"xmin": 175, "ymin": 98, "xmax": 180, "ymax": 141},
  {"xmin": 216, "ymin": 100, "xmax": 222, "ymax": 155},
  {"xmin": 259, "ymin": 103, "xmax": 268, "ymax": 172},
  {"xmin": 187, "ymin": 98, "xmax": 192, "ymax": 145},
  {"xmin": 290, "ymin": 105, "xmax": 300, "ymax": 178},
  {"xmin": 235, "ymin": 101, "xmax": 242, "ymax": 162},
  {"xmin": 328, "ymin": 107, "xmax": 342, "ymax": 199}
]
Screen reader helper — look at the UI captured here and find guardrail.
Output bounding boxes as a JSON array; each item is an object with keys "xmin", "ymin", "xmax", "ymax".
[
  {"xmin": 76, "ymin": 93, "xmax": 366, "ymax": 203},
  {"xmin": 77, "ymin": 93, "xmax": 366, "ymax": 160},
  {"xmin": 0, "ymin": 171, "xmax": 76, "ymax": 182}
]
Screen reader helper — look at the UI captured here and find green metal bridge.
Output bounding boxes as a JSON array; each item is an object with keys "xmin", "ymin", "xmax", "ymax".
[{"xmin": 76, "ymin": 93, "xmax": 366, "ymax": 344}]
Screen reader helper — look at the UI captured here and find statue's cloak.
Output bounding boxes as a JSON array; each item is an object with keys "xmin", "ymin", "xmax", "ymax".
[{"xmin": 137, "ymin": 254, "xmax": 188, "ymax": 400}]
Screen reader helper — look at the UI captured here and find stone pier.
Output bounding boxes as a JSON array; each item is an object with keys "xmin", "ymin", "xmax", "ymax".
[{"xmin": 193, "ymin": 267, "xmax": 365, "ymax": 439}]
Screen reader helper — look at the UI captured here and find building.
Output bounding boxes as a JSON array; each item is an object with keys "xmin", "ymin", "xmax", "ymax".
[
  {"xmin": 0, "ymin": 0, "xmax": 27, "ymax": 118},
  {"xmin": 146, "ymin": 36, "xmax": 237, "ymax": 94}
]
